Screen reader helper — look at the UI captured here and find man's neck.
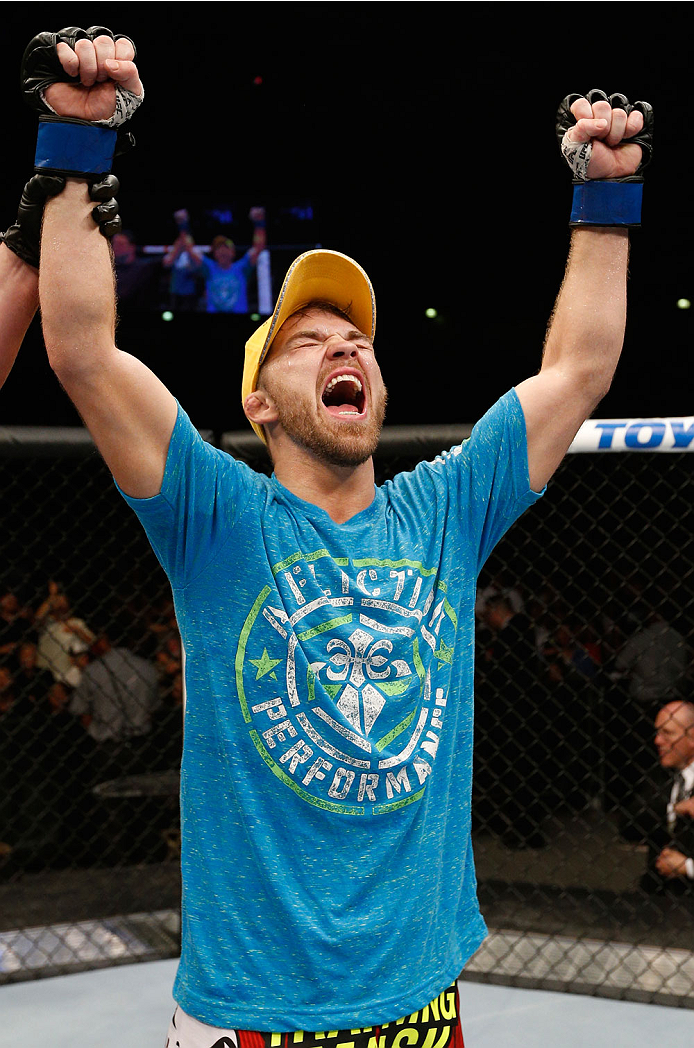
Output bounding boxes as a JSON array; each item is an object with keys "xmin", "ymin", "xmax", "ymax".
[{"xmin": 272, "ymin": 447, "xmax": 376, "ymax": 524}]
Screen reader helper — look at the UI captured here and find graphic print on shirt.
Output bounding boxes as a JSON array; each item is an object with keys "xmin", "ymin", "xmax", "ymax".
[{"xmin": 236, "ymin": 551, "xmax": 457, "ymax": 815}]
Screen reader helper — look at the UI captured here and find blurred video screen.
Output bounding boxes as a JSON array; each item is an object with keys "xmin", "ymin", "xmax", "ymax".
[{"xmin": 113, "ymin": 198, "xmax": 319, "ymax": 315}]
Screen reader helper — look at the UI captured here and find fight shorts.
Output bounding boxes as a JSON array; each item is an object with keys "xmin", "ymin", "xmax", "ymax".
[{"xmin": 165, "ymin": 982, "xmax": 464, "ymax": 1048}]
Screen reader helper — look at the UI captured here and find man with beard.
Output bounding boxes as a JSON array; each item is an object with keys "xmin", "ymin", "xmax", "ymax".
[{"xmin": 32, "ymin": 26, "xmax": 651, "ymax": 1048}]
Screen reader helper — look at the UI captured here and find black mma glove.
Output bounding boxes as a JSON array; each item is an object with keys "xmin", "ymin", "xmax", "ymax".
[
  {"xmin": 1, "ymin": 174, "xmax": 122, "ymax": 269},
  {"xmin": 556, "ymin": 89, "xmax": 654, "ymax": 227},
  {"xmin": 89, "ymin": 176, "xmax": 123, "ymax": 238},
  {"xmin": 21, "ymin": 26, "xmax": 143, "ymax": 179}
]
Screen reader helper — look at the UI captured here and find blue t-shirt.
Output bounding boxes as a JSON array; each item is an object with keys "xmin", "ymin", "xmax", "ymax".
[
  {"xmin": 119, "ymin": 389, "xmax": 543, "ymax": 1031},
  {"xmin": 201, "ymin": 253, "xmax": 252, "ymax": 312},
  {"xmin": 170, "ymin": 251, "xmax": 199, "ymax": 297}
]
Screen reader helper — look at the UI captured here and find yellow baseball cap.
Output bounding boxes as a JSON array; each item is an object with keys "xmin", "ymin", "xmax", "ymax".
[{"xmin": 242, "ymin": 248, "xmax": 376, "ymax": 442}]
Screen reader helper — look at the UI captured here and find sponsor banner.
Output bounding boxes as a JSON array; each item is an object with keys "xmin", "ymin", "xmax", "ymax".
[{"xmin": 569, "ymin": 418, "xmax": 694, "ymax": 453}]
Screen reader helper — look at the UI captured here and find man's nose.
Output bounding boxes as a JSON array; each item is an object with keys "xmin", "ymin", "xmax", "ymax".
[{"xmin": 325, "ymin": 336, "xmax": 358, "ymax": 359}]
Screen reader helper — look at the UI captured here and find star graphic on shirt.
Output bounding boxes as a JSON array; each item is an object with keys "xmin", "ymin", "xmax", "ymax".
[
  {"xmin": 434, "ymin": 638, "xmax": 454, "ymax": 668},
  {"xmin": 250, "ymin": 648, "xmax": 282, "ymax": 681}
]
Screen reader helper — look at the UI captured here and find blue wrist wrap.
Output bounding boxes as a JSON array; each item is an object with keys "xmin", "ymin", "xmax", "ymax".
[
  {"xmin": 35, "ymin": 117, "xmax": 117, "ymax": 177},
  {"xmin": 570, "ymin": 181, "xmax": 643, "ymax": 227}
]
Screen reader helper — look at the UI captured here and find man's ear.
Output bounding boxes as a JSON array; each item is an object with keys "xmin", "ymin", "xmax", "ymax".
[{"xmin": 244, "ymin": 388, "xmax": 278, "ymax": 427}]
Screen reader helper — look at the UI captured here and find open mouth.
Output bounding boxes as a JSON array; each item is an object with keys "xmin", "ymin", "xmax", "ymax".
[{"xmin": 321, "ymin": 371, "xmax": 367, "ymax": 417}]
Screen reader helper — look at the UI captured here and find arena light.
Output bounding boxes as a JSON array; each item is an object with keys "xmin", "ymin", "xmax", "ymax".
[
  {"xmin": 676, "ymin": 298, "xmax": 691, "ymax": 310},
  {"xmin": 425, "ymin": 308, "xmax": 438, "ymax": 319},
  {"xmin": 161, "ymin": 311, "xmax": 174, "ymax": 322},
  {"xmin": 250, "ymin": 312, "xmax": 261, "ymax": 322}
]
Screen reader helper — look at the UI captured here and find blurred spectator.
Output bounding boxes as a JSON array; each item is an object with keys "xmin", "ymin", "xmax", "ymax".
[
  {"xmin": 149, "ymin": 595, "xmax": 178, "ymax": 637},
  {"xmin": 640, "ymin": 701, "xmax": 694, "ymax": 894},
  {"xmin": 475, "ymin": 570, "xmax": 525, "ymax": 620},
  {"xmin": 0, "ymin": 589, "xmax": 33, "ymax": 665},
  {"xmin": 13, "ymin": 640, "xmax": 54, "ymax": 703},
  {"xmin": 614, "ymin": 611, "xmax": 688, "ymax": 707},
  {"xmin": 193, "ymin": 206, "xmax": 267, "ymax": 313},
  {"xmin": 156, "ymin": 629, "xmax": 182, "ymax": 684},
  {"xmin": 34, "ymin": 581, "xmax": 95, "ymax": 687},
  {"xmin": 112, "ymin": 229, "xmax": 162, "ymax": 311},
  {"xmin": 132, "ymin": 594, "xmax": 179, "ymax": 661},
  {"xmin": 0, "ymin": 664, "xmax": 15, "ymax": 713},
  {"xmin": 526, "ymin": 583, "xmax": 562, "ymax": 656},
  {"xmin": 541, "ymin": 620, "xmax": 603, "ymax": 810},
  {"xmin": 30, "ymin": 679, "xmax": 93, "ymax": 867},
  {"xmin": 0, "ymin": 667, "xmax": 87, "ymax": 869},
  {"xmin": 604, "ymin": 599, "xmax": 688, "ymax": 834},
  {"xmin": 474, "ymin": 594, "xmax": 548, "ymax": 849},
  {"xmin": 70, "ymin": 635, "xmax": 164, "ymax": 865},
  {"xmin": 70, "ymin": 633, "xmax": 160, "ymax": 755},
  {"xmin": 0, "ymin": 665, "xmax": 18, "ymax": 862},
  {"xmin": 543, "ymin": 620, "xmax": 600, "ymax": 680},
  {"xmin": 162, "ymin": 209, "xmax": 204, "ymax": 311}
]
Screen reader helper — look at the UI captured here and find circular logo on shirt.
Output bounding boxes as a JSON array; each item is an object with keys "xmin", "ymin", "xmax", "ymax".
[{"xmin": 236, "ymin": 554, "xmax": 457, "ymax": 815}]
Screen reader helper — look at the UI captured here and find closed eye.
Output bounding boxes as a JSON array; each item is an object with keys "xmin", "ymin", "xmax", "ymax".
[{"xmin": 284, "ymin": 328, "xmax": 374, "ymax": 352}]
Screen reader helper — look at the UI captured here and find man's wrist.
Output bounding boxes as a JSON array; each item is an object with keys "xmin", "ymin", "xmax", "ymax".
[
  {"xmin": 569, "ymin": 181, "xmax": 643, "ymax": 228},
  {"xmin": 571, "ymin": 224, "xmax": 630, "ymax": 234},
  {"xmin": 35, "ymin": 116, "xmax": 117, "ymax": 179}
]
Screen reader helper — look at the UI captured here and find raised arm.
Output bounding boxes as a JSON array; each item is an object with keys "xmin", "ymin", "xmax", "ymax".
[
  {"xmin": 515, "ymin": 91, "xmax": 651, "ymax": 492},
  {"xmin": 1, "ymin": 161, "xmax": 121, "ymax": 392},
  {"xmin": 247, "ymin": 207, "xmax": 267, "ymax": 265},
  {"xmin": 33, "ymin": 29, "xmax": 177, "ymax": 498},
  {"xmin": 0, "ymin": 243, "xmax": 38, "ymax": 388},
  {"xmin": 40, "ymin": 179, "xmax": 177, "ymax": 496},
  {"xmin": 516, "ymin": 224, "xmax": 629, "ymax": 492},
  {"xmin": 0, "ymin": 170, "xmax": 72, "ymax": 388},
  {"xmin": 163, "ymin": 231, "xmax": 203, "ymax": 269}
]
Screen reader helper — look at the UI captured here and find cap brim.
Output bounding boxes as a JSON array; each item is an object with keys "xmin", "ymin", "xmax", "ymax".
[{"xmin": 242, "ymin": 249, "xmax": 376, "ymax": 442}]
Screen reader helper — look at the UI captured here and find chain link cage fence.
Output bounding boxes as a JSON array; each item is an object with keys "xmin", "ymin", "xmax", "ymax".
[{"xmin": 1, "ymin": 418, "xmax": 694, "ymax": 1006}]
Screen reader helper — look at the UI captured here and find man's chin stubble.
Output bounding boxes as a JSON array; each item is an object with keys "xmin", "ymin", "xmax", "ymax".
[
  {"xmin": 280, "ymin": 404, "xmax": 386, "ymax": 469},
  {"xmin": 291, "ymin": 420, "xmax": 381, "ymax": 467}
]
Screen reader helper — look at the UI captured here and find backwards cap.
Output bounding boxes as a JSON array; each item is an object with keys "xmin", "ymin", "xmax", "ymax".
[{"xmin": 242, "ymin": 248, "xmax": 376, "ymax": 442}]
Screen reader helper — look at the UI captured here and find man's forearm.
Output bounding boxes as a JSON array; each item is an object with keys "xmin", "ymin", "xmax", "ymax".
[
  {"xmin": 0, "ymin": 243, "xmax": 39, "ymax": 389},
  {"xmin": 39, "ymin": 178, "xmax": 117, "ymax": 378},
  {"xmin": 249, "ymin": 222, "xmax": 267, "ymax": 264},
  {"xmin": 542, "ymin": 227, "xmax": 629, "ymax": 400},
  {"xmin": 516, "ymin": 226, "xmax": 631, "ymax": 491}
]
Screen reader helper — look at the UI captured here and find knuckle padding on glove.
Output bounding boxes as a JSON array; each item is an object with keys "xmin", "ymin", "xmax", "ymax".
[
  {"xmin": 84, "ymin": 26, "xmax": 115, "ymax": 41},
  {"xmin": 89, "ymin": 175, "xmax": 120, "ymax": 201},
  {"xmin": 0, "ymin": 173, "xmax": 66, "ymax": 268},
  {"xmin": 21, "ymin": 28, "xmax": 96, "ymax": 113},
  {"xmin": 629, "ymin": 101, "xmax": 654, "ymax": 168},
  {"xmin": 21, "ymin": 25, "xmax": 138, "ymax": 116},
  {"xmin": 1, "ymin": 168, "xmax": 123, "ymax": 266},
  {"xmin": 608, "ymin": 92, "xmax": 632, "ymax": 113},
  {"xmin": 22, "ymin": 173, "xmax": 66, "ymax": 202},
  {"xmin": 91, "ymin": 203, "xmax": 122, "ymax": 238},
  {"xmin": 555, "ymin": 89, "xmax": 654, "ymax": 228},
  {"xmin": 88, "ymin": 176, "xmax": 122, "ymax": 238},
  {"xmin": 556, "ymin": 89, "xmax": 654, "ymax": 177}
]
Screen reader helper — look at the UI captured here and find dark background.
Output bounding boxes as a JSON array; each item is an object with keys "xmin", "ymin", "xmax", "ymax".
[{"xmin": 1, "ymin": 4, "xmax": 691, "ymax": 435}]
